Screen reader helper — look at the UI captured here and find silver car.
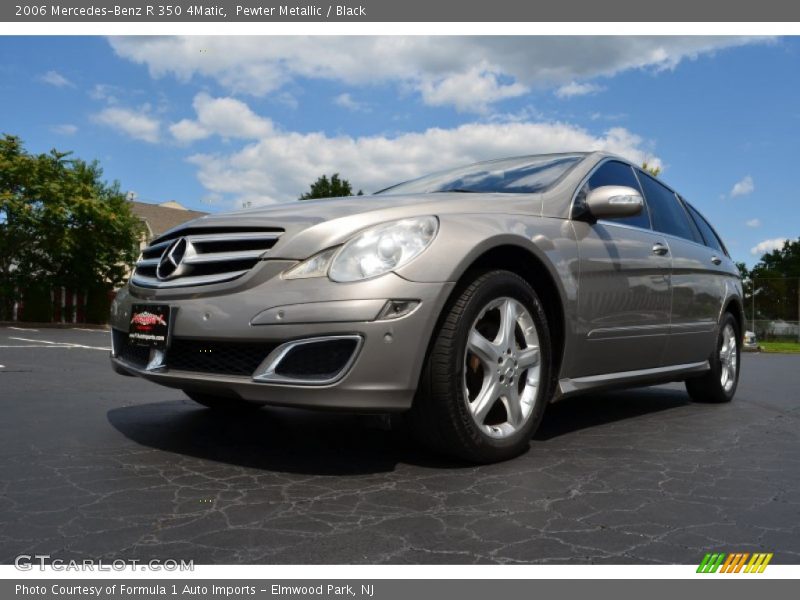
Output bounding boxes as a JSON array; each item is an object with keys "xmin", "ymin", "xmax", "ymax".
[{"xmin": 110, "ymin": 152, "xmax": 744, "ymax": 463}]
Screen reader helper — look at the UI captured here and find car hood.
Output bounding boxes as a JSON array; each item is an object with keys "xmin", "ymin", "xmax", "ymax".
[{"xmin": 161, "ymin": 192, "xmax": 543, "ymax": 259}]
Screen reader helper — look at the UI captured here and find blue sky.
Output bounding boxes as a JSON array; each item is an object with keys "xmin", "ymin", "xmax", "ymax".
[{"xmin": 1, "ymin": 35, "xmax": 799, "ymax": 265}]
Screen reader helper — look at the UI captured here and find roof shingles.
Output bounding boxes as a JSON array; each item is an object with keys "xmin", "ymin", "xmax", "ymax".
[{"xmin": 129, "ymin": 201, "xmax": 208, "ymax": 239}]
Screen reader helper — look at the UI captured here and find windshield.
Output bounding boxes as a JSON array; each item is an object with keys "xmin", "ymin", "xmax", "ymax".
[{"xmin": 376, "ymin": 154, "xmax": 584, "ymax": 196}]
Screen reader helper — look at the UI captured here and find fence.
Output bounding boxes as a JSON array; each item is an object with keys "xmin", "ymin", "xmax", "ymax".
[
  {"xmin": 7, "ymin": 286, "xmax": 115, "ymax": 325},
  {"xmin": 745, "ymin": 277, "xmax": 800, "ymax": 342}
]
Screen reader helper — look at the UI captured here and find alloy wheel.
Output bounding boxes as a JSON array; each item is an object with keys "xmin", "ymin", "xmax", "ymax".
[
  {"xmin": 719, "ymin": 323, "xmax": 738, "ymax": 393},
  {"xmin": 463, "ymin": 296, "xmax": 541, "ymax": 439}
]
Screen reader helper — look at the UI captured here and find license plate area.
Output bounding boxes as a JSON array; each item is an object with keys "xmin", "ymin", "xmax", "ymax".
[{"xmin": 129, "ymin": 304, "xmax": 172, "ymax": 350}]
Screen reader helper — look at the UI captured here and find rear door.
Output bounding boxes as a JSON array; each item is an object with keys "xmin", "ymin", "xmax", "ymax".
[
  {"xmin": 635, "ymin": 171, "xmax": 725, "ymax": 365},
  {"xmin": 570, "ymin": 160, "xmax": 672, "ymax": 377},
  {"xmin": 679, "ymin": 199, "xmax": 736, "ymax": 360}
]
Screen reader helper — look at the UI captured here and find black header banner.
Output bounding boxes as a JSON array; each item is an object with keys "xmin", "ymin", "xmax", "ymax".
[{"xmin": 4, "ymin": 0, "xmax": 800, "ymax": 22}]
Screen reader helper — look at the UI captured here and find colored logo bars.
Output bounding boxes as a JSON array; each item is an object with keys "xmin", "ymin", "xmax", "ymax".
[{"xmin": 697, "ymin": 552, "xmax": 773, "ymax": 573}]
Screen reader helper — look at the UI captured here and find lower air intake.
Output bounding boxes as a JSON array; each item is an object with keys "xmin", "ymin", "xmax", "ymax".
[{"xmin": 254, "ymin": 335, "xmax": 362, "ymax": 384}]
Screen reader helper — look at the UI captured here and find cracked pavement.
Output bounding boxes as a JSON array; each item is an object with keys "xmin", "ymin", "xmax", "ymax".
[{"xmin": 1, "ymin": 326, "xmax": 799, "ymax": 564}]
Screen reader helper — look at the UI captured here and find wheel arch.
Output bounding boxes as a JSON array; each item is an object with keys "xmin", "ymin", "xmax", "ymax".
[
  {"xmin": 723, "ymin": 296, "xmax": 745, "ymax": 336},
  {"xmin": 436, "ymin": 241, "xmax": 568, "ymax": 387}
]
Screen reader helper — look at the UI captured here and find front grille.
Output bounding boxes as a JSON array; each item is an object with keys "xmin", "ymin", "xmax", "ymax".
[
  {"xmin": 166, "ymin": 338, "xmax": 278, "ymax": 377},
  {"xmin": 132, "ymin": 226, "xmax": 283, "ymax": 289}
]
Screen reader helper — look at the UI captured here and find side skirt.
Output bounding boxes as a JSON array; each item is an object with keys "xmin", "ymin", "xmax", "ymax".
[{"xmin": 555, "ymin": 360, "xmax": 710, "ymax": 401}]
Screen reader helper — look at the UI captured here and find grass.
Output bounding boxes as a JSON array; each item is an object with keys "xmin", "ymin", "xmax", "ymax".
[{"xmin": 759, "ymin": 341, "xmax": 800, "ymax": 354}]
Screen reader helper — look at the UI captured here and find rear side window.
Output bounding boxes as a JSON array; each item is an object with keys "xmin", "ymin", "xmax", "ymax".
[
  {"xmin": 582, "ymin": 161, "xmax": 651, "ymax": 229},
  {"xmin": 637, "ymin": 172, "xmax": 699, "ymax": 242},
  {"xmin": 684, "ymin": 201, "xmax": 727, "ymax": 254}
]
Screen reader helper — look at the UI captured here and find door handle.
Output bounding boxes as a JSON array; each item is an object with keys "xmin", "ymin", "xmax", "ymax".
[
  {"xmin": 711, "ymin": 256, "xmax": 722, "ymax": 265},
  {"xmin": 652, "ymin": 243, "xmax": 669, "ymax": 256}
]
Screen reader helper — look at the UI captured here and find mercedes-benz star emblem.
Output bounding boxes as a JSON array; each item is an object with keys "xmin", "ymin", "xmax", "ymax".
[{"xmin": 156, "ymin": 238, "xmax": 191, "ymax": 281}]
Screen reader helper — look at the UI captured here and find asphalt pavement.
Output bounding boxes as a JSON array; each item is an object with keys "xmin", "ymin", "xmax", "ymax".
[{"xmin": 1, "ymin": 326, "xmax": 798, "ymax": 564}]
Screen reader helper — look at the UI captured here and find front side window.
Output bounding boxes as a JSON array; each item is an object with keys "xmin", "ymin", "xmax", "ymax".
[
  {"xmin": 579, "ymin": 160, "xmax": 651, "ymax": 229},
  {"xmin": 637, "ymin": 172, "xmax": 699, "ymax": 242}
]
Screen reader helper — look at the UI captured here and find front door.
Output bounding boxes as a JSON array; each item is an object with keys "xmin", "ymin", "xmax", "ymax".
[
  {"xmin": 569, "ymin": 160, "xmax": 672, "ymax": 377},
  {"xmin": 571, "ymin": 222, "xmax": 672, "ymax": 377}
]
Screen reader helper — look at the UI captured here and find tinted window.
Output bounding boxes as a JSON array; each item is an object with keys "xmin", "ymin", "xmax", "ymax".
[
  {"xmin": 637, "ymin": 172, "xmax": 698, "ymax": 241},
  {"xmin": 376, "ymin": 155, "xmax": 582, "ymax": 195},
  {"xmin": 684, "ymin": 201, "xmax": 726, "ymax": 254},
  {"xmin": 582, "ymin": 160, "xmax": 651, "ymax": 229}
]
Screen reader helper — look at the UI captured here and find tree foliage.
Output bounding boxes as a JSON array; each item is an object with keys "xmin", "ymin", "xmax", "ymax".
[
  {"xmin": 0, "ymin": 134, "xmax": 143, "ymax": 320},
  {"xmin": 299, "ymin": 173, "xmax": 363, "ymax": 200},
  {"xmin": 641, "ymin": 162, "xmax": 661, "ymax": 177},
  {"xmin": 750, "ymin": 238, "xmax": 800, "ymax": 280},
  {"xmin": 742, "ymin": 238, "xmax": 800, "ymax": 324}
]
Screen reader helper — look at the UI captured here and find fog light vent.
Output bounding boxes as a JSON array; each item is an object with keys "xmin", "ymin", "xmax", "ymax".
[{"xmin": 253, "ymin": 335, "xmax": 362, "ymax": 385}]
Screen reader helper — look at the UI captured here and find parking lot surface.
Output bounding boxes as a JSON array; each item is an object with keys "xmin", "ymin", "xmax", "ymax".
[{"xmin": 1, "ymin": 326, "xmax": 799, "ymax": 564}]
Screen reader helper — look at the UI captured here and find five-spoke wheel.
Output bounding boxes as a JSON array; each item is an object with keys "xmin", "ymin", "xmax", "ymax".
[
  {"xmin": 718, "ymin": 322, "xmax": 738, "ymax": 393},
  {"xmin": 409, "ymin": 270, "xmax": 551, "ymax": 463},
  {"xmin": 686, "ymin": 312, "xmax": 740, "ymax": 404},
  {"xmin": 464, "ymin": 297, "xmax": 541, "ymax": 439}
]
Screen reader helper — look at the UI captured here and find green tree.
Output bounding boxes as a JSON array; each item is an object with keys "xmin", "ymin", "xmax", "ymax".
[
  {"xmin": 0, "ymin": 134, "xmax": 143, "ymax": 321},
  {"xmin": 736, "ymin": 261, "xmax": 751, "ymax": 282},
  {"xmin": 299, "ymin": 173, "xmax": 363, "ymax": 200},
  {"xmin": 749, "ymin": 238, "xmax": 800, "ymax": 327},
  {"xmin": 751, "ymin": 238, "xmax": 800, "ymax": 279},
  {"xmin": 642, "ymin": 162, "xmax": 661, "ymax": 177}
]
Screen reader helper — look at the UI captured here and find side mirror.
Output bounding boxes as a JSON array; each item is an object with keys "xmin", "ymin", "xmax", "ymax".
[{"xmin": 585, "ymin": 185, "xmax": 644, "ymax": 220}]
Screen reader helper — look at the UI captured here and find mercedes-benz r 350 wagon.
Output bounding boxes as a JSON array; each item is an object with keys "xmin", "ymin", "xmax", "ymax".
[{"xmin": 110, "ymin": 152, "xmax": 744, "ymax": 463}]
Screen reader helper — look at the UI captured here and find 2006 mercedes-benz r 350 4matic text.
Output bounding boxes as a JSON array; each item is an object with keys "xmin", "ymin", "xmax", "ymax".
[{"xmin": 110, "ymin": 152, "xmax": 743, "ymax": 463}]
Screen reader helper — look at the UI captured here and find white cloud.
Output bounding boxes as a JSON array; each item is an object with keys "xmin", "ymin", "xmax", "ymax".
[
  {"xmin": 89, "ymin": 83, "xmax": 121, "ymax": 103},
  {"xmin": 92, "ymin": 106, "xmax": 161, "ymax": 143},
  {"xmin": 590, "ymin": 112, "xmax": 626, "ymax": 121},
  {"xmin": 730, "ymin": 175, "xmax": 754, "ymax": 197},
  {"xmin": 39, "ymin": 70, "xmax": 73, "ymax": 88},
  {"xmin": 169, "ymin": 93, "xmax": 274, "ymax": 143},
  {"xmin": 750, "ymin": 238, "xmax": 787, "ymax": 256},
  {"xmin": 745, "ymin": 218, "xmax": 761, "ymax": 228},
  {"xmin": 109, "ymin": 36, "xmax": 766, "ymax": 112},
  {"xmin": 186, "ymin": 119, "xmax": 661, "ymax": 207},
  {"xmin": 333, "ymin": 93, "xmax": 368, "ymax": 112},
  {"xmin": 51, "ymin": 124, "xmax": 78, "ymax": 135},
  {"xmin": 417, "ymin": 67, "xmax": 528, "ymax": 112},
  {"xmin": 555, "ymin": 82, "xmax": 605, "ymax": 98}
]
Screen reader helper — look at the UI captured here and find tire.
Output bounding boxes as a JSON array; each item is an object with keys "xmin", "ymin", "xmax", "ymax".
[
  {"xmin": 184, "ymin": 391, "xmax": 262, "ymax": 412},
  {"xmin": 685, "ymin": 312, "xmax": 740, "ymax": 404},
  {"xmin": 408, "ymin": 269, "xmax": 552, "ymax": 463}
]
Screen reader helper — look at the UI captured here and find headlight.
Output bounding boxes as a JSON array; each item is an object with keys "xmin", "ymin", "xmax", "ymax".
[
  {"xmin": 283, "ymin": 216, "xmax": 439, "ymax": 282},
  {"xmin": 329, "ymin": 216, "xmax": 438, "ymax": 282},
  {"xmin": 283, "ymin": 248, "xmax": 338, "ymax": 280}
]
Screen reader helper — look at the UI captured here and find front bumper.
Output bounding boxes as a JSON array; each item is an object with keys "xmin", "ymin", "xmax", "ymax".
[{"xmin": 110, "ymin": 261, "xmax": 454, "ymax": 412}]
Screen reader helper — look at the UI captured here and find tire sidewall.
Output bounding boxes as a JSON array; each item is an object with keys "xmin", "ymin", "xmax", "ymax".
[{"xmin": 447, "ymin": 271, "xmax": 552, "ymax": 456}]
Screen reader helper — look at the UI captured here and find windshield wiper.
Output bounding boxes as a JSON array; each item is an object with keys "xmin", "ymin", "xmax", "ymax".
[{"xmin": 432, "ymin": 188, "xmax": 476, "ymax": 193}]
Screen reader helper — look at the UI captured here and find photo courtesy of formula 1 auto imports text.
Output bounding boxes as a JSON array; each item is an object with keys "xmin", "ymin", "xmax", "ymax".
[{"xmin": 1, "ymin": 1, "xmax": 799, "ymax": 598}]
